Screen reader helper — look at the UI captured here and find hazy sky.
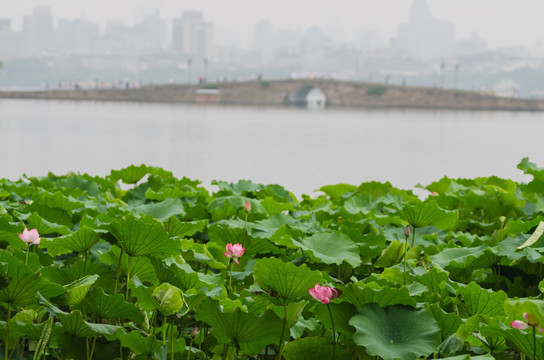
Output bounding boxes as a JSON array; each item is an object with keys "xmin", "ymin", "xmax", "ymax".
[{"xmin": 3, "ymin": 1, "xmax": 544, "ymax": 49}]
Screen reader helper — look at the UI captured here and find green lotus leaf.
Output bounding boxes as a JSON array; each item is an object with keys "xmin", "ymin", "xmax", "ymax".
[
  {"xmin": 517, "ymin": 221, "xmax": 544, "ymax": 250},
  {"xmin": 429, "ymin": 245, "xmax": 486, "ymax": 270},
  {"xmin": 338, "ymin": 282, "xmax": 417, "ymax": 308},
  {"xmin": 505, "ymin": 299, "xmax": 544, "ymax": 327},
  {"xmin": 118, "ymin": 330, "xmax": 163, "ymax": 358},
  {"xmin": 109, "ymin": 213, "xmax": 179, "ymax": 257},
  {"xmin": 101, "ymin": 246, "xmax": 157, "ymax": 284},
  {"xmin": 165, "ymin": 217, "xmax": 208, "ymax": 238},
  {"xmin": 253, "ymin": 258, "xmax": 323, "ymax": 302},
  {"xmin": 343, "ymin": 194, "xmax": 379, "ymax": 215},
  {"xmin": 0, "ymin": 217, "xmax": 26, "ymax": 249},
  {"xmin": 26, "ymin": 212, "xmax": 70, "ymax": 236},
  {"xmin": 456, "ymin": 314, "xmax": 505, "ymax": 352},
  {"xmin": 319, "ymin": 184, "xmax": 357, "ymax": 201},
  {"xmin": 0, "ymin": 272, "xmax": 42, "ymax": 306},
  {"xmin": 45, "ymin": 226, "xmax": 104, "ymax": 257},
  {"xmin": 373, "ymin": 240, "xmax": 406, "ymax": 268},
  {"xmin": 259, "ymin": 197, "xmax": 295, "ymax": 215},
  {"xmin": 32, "ymin": 191, "xmax": 84, "ymax": 212},
  {"xmin": 40, "ymin": 295, "xmax": 122, "ymax": 339},
  {"xmin": 110, "ymin": 164, "xmax": 150, "ymax": 185},
  {"xmin": 439, "ymin": 355, "xmax": 495, "ymax": 360},
  {"xmin": 283, "ymin": 337, "xmax": 351, "ymax": 360},
  {"xmin": 128, "ymin": 275, "xmax": 160, "ymax": 313},
  {"xmin": 428, "ymin": 304, "xmax": 463, "ymax": 342},
  {"xmin": 58, "ymin": 310, "xmax": 117, "ymax": 338},
  {"xmin": 144, "ymin": 184, "xmax": 195, "ymax": 201},
  {"xmin": 152, "ymin": 282, "xmax": 185, "ymax": 317},
  {"xmin": 131, "ymin": 198, "xmax": 186, "ymax": 221},
  {"xmin": 54, "ymin": 274, "xmax": 98, "ymax": 306},
  {"xmin": 207, "ymin": 222, "xmax": 246, "ymax": 246},
  {"xmin": 504, "ymin": 217, "xmax": 544, "ymax": 237},
  {"xmin": 0, "ymin": 249, "xmax": 34, "ymax": 280},
  {"xmin": 401, "ymin": 200, "xmax": 457, "ymax": 230},
  {"xmin": 251, "ymin": 214, "xmax": 296, "ymax": 238},
  {"xmin": 518, "ymin": 157, "xmax": 544, "ymax": 184},
  {"xmin": 212, "ymin": 179, "xmax": 263, "ymax": 195},
  {"xmin": 208, "ymin": 196, "xmax": 267, "ymax": 221},
  {"xmin": 293, "ymin": 232, "xmax": 362, "ymax": 268},
  {"xmin": 119, "ymin": 330, "xmax": 184, "ymax": 358},
  {"xmin": 6, "ymin": 309, "xmax": 42, "ymax": 339},
  {"xmin": 83, "ymin": 287, "xmax": 144, "ymax": 323},
  {"xmin": 258, "ymin": 298, "xmax": 308, "ymax": 331},
  {"xmin": 415, "ymin": 267, "xmax": 451, "ymax": 297},
  {"xmin": 319, "ymin": 183, "xmax": 357, "ymax": 201},
  {"xmin": 195, "ymin": 297, "xmax": 283, "ymax": 355},
  {"xmin": 456, "ymin": 282, "xmax": 507, "ymax": 318},
  {"xmin": 151, "ymin": 257, "xmax": 204, "ymax": 291},
  {"xmin": 313, "ymin": 302, "xmax": 357, "ymax": 335},
  {"xmin": 481, "ymin": 318, "xmax": 544, "ymax": 360},
  {"xmin": 350, "ymin": 303, "xmax": 440, "ymax": 360},
  {"xmin": 181, "ymin": 239, "xmax": 228, "ymax": 270}
]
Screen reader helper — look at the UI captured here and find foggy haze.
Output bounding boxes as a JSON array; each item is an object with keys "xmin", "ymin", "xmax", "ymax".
[{"xmin": 3, "ymin": 0, "xmax": 544, "ymax": 49}]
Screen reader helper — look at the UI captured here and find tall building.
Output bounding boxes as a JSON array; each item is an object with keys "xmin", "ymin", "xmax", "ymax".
[
  {"xmin": 390, "ymin": 0, "xmax": 455, "ymax": 59},
  {"xmin": 133, "ymin": 12, "xmax": 167, "ymax": 52},
  {"xmin": 0, "ymin": 19, "xmax": 10, "ymax": 32},
  {"xmin": 56, "ymin": 19, "xmax": 100, "ymax": 53},
  {"xmin": 252, "ymin": 19, "xmax": 275, "ymax": 65},
  {"xmin": 23, "ymin": 6, "xmax": 54, "ymax": 56},
  {"xmin": 171, "ymin": 11, "xmax": 213, "ymax": 60}
]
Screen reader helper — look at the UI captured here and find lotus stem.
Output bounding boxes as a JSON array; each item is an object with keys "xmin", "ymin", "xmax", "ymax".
[
  {"xmin": 187, "ymin": 337, "xmax": 194, "ymax": 360},
  {"xmin": 403, "ymin": 236, "xmax": 408, "ymax": 286},
  {"xmin": 277, "ymin": 300, "xmax": 287, "ymax": 360},
  {"xmin": 171, "ymin": 317, "xmax": 175, "ymax": 360},
  {"xmin": 533, "ymin": 326, "xmax": 536, "ymax": 360},
  {"xmin": 5, "ymin": 302, "xmax": 11, "ymax": 360},
  {"xmin": 83, "ymin": 250, "xmax": 88, "ymax": 276},
  {"xmin": 410, "ymin": 227, "xmax": 416, "ymax": 248},
  {"xmin": 114, "ymin": 249, "xmax": 124, "ymax": 293},
  {"xmin": 25, "ymin": 245, "xmax": 29, "ymax": 265},
  {"xmin": 243, "ymin": 212, "xmax": 248, "ymax": 247},
  {"xmin": 125, "ymin": 255, "xmax": 132, "ymax": 300},
  {"xmin": 162, "ymin": 317, "xmax": 168, "ymax": 345},
  {"xmin": 89, "ymin": 337, "xmax": 97, "ymax": 360},
  {"xmin": 229, "ymin": 262, "xmax": 233, "ymax": 291},
  {"xmin": 327, "ymin": 303, "xmax": 336, "ymax": 360}
]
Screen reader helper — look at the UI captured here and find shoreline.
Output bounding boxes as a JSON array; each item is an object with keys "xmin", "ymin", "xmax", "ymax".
[{"xmin": 1, "ymin": 79, "xmax": 543, "ymax": 112}]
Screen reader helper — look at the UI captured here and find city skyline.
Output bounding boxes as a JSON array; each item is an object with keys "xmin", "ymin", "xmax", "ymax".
[{"xmin": 2, "ymin": 1, "xmax": 544, "ymax": 50}]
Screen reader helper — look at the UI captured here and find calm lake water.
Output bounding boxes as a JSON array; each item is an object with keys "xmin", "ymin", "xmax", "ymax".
[{"xmin": 1, "ymin": 99, "xmax": 543, "ymax": 195}]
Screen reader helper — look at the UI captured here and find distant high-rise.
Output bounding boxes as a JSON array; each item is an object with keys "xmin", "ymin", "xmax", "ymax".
[
  {"xmin": 0, "ymin": 19, "xmax": 10, "ymax": 33},
  {"xmin": 56, "ymin": 19, "xmax": 100, "ymax": 52},
  {"xmin": 252, "ymin": 19, "xmax": 274, "ymax": 64},
  {"xmin": 391, "ymin": 0, "xmax": 455, "ymax": 59},
  {"xmin": 23, "ymin": 6, "xmax": 53, "ymax": 56},
  {"xmin": 171, "ymin": 11, "xmax": 213, "ymax": 60}
]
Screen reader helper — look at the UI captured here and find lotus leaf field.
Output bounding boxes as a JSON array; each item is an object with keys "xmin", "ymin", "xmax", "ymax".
[{"xmin": 5, "ymin": 159, "xmax": 544, "ymax": 359}]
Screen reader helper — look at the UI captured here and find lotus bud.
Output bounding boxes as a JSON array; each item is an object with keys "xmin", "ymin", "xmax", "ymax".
[
  {"xmin": 191, "ymin": 327, "xmax": 198, "ymax": 337},
  {"xmin": 499, "ymin": 216, "xmax": 506, "ymax": 227},
  {"xmin": 404, "ymin": 226, "xmax": 411, "ymax": 239},
  {"xmin": 244, "ymin": 201, "xmax": 251, "ymax": 213}
]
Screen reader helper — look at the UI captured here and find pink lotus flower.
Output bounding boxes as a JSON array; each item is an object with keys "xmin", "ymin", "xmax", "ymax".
[
  {"xmin": 244, "ymin": 201, "xmax": 252, "ymax": 213},
  {"xmin": 511, "ymin": 313, "xmax": 544, "ymax": 332},
  {"xmin": 18, "ymin": 228, "xmax": 40, "ymax": 246},
  {"xmin": 309, "ymin": 284, "xmax": 340, "ymax": 304},
  {"xmin": 223, "ymin": 243, "xmax": 245, "ymax": 265}
]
